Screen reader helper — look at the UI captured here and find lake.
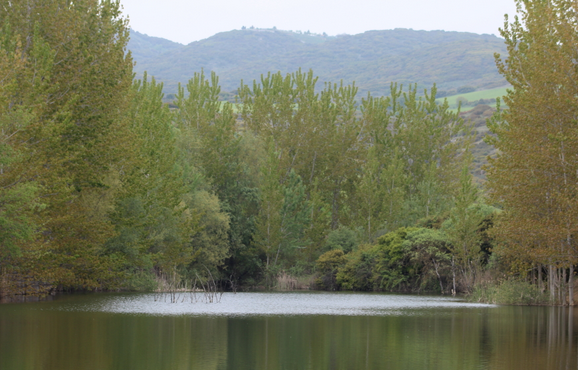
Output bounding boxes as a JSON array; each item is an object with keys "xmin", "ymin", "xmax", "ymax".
[{"xmin": 0, "ymin": 291, "xmax": 576, "ymax": 370}]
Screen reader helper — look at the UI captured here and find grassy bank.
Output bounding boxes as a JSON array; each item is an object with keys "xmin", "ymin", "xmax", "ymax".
[{"xmin": 468, "ymin": 280, "xmax": 550, "ymax": 305}]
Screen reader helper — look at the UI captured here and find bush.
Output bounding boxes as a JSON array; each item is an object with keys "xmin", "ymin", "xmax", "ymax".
[
  {"xmin": 124, "ymin": 270, "xmax": 157, "ymax": 292},
  {"xmin": 336, "ymin": 246, "xmax": 375, "ymax": 291},
  {"xmin": 325, "ymin": 226, "xmax": 358, "ymax": 253},
  {"xmin": 315, "ymin": 249, "xmax": 347, "ymax": 290},
  {"xmin": 371, "ymin": 228, "xmax": 417, "ymax": 291},
  {"xmin": 468, "ymin": 280, "xmax": 548, "ymax": 305},
  {"xmin": 456, "ymin": 96, "xmax": 469, "ymax": 105}
]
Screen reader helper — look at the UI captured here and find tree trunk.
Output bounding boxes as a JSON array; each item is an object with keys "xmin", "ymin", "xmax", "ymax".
[
  {"xmin": 432, "ymin": 259, "xmax": 444, "ymax": 294},
  {"xmin": 308, "ymin": 151, "xmax": 317, "ymax": 188},
  {"xmin": 562, "ymin": 268, "xmax": 567, "ymax": 305},
  {"xmin": 451, "ymin": 256, "xmax": 456, "ymax": 296},
  {"xmin": 558, "ymin": 268, "xmax": 563, "ymax": 305},
  {"xmin": 569, "ymin": 265, "xmax": 574, "ymax": 306},
  {"xmin": 330, "ymin": 181, "xmax": 341, "ymax": 230},
  {"xmin": 549, "ymin": 264, "xmax": 556, "ymax": 303},
  {"xmin": 538, "ymin": 264, "xmax": 543, "ymax": 292}
]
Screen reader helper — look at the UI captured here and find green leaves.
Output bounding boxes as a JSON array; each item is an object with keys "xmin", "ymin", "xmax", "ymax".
[
  {"xmin": 0, "ymin": 182, "xmax": 43, "ymax": 261},
  {"xmin": 0, "ymin": 0, "xmax": 139, "ymax": 292},
  {"xmin": 255, "ymin": 145, "xmax": 312, "ymax": 273},
  {"xmin": 356, "ymin": 83, "xmax": 474, "ymax": 235},
  {"xmin": 0, "ymin": 3, "xmax": 500, "ymax": 294},
  {"xmin": 487, "ymin": 0, "xmax": 578, "ymax": 274}
]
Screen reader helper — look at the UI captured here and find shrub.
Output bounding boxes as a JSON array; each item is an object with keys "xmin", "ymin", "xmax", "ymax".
[
  {"xmin": 469, "ymin": 280, "xmax": 548, "ymax": 305},
  {"xmin": 371, "ymin": 228, "xmax": 417, "ymax": 291},
  {"xmin": 336, "ymin": 246, "xmax": 375, "ymax": 291},
  {"xmin": 325, "ymin": 226, "xmax": 358, "ymax": 253},
  {"xmin": 124, "ymin": 270, "xmax": 157, "ymax": 292},
  {"xmin": 456, "ymin": 96, "xmax": 469, "ymax": 105},
  {"xmin": 315, "ymin": 250, "xmax": 347, "ymax": 290}
]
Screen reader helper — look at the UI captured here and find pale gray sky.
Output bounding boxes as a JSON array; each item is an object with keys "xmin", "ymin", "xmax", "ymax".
[{"xmin": 120, "ymin": 0, "xmax": 519, "ymax": 45}]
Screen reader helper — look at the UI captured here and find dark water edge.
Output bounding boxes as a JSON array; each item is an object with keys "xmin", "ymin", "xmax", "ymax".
[
  {"xmin": 1, "ymin": 292, "xmax": 577, "ymax": 370},
  {"xmin": 0, "ymin": 294, "xmax": 55, "ymax": 303}
]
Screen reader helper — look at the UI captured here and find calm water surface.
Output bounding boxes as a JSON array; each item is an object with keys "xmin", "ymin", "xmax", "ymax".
[{"xmin": 1, "ymin": 292, "xmax": 577, "ymax": 370}]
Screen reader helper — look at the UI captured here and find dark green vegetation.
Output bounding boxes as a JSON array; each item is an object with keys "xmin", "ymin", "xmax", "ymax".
[
  {"xmin": 1, "ymin": 0, "xmax": 577, "ymax": 307},
  {"xmin": 128, "ymin": 28, "xmax": 508, "ymax": 96}
]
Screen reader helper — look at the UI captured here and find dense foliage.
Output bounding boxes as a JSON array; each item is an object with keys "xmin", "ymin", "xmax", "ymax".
[
  {"xmin": 0, "ymin": 0, "xmax": 483, "ymax": 296},
  {"xmin": 486, "ymin": 0, "xmax": 578, "ymax": 305},
  {"xmin": 2, "ymin": 0, "xmax": 577, "ymax": 306}
]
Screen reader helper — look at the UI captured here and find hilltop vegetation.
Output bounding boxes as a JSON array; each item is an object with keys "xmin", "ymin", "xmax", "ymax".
[
  {"xmin": 128, "ymin": 30, "xmax": 183, "ymax": 64},
  {"xmin": 128, "ymin": 28, "xmax": 507, "ymax": 96}
]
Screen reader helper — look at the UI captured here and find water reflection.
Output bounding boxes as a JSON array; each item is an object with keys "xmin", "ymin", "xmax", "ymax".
[
  {"xmin": 94, "ymin": 292, "xmax": 493, "ymax": 316},
  {"xmin": 0, "ymin": 293, "xmax": 577, "ymax": 370}
]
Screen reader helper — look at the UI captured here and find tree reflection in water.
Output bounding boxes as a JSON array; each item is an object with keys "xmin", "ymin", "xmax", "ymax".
[{"xmin": 1, "ymin": 294, "xmax": 578, "ymax": 370}]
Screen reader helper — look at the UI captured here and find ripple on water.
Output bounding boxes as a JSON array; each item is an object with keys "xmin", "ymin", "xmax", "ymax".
[{"xmin": 58, "ymin": 292, "xmax": 495, "ymax": 317}]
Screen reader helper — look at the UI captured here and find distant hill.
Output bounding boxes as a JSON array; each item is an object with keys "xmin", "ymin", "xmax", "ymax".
[
  {"xmin": 128, "ymin": 30, "xmax": 183, "ymax": 65},
  {"xmin": 128, "ymin": 28, "xmax": 508, "ymax": 96}
]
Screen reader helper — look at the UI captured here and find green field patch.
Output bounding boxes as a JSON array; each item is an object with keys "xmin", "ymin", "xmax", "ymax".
[{"xmin": 438, "ymin": 86, "xmax": 510, "ymax": 111}]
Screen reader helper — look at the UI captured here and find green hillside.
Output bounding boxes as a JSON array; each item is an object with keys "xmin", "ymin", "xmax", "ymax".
[
  {"xmin": 128, "ymin": 30, "xmax": 183, "ymax": 65},
  {"xmin": 434, "ymin": 87, "xmax": 510, "ymax": 178},
  {"xmin": 438, "ymin": 86, "xmax": 510, "ymax": 110},
  {"xmin": 128, "ymin": 28, "xmax": 507, "ymax": 95}
]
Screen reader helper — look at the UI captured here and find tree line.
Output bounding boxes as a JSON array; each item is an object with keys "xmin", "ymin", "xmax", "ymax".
[{"xmin": 1, "ymin": 0, "xmax": 576, "ymax": 305}]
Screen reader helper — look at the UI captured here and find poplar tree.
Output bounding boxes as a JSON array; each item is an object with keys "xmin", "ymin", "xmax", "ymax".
[
  {"xmin": 107, "ymin": 74, "xmax": 202, "ymax": 288},
  {"xmin": 176, "ymin": 71, "xmax": 260, "ymax": 284},
  {"xmin": 0, "ymin": 0, "xmax": 135, "ymax": 291},
  {"xmin": 486, "ymin": 0, "xmax": 578, "ymax": 304},
  {"xmin": 0, "ymin": 42, "xmax": 43, "ymax": 271},
  {"xmin": 358, "ymin": 84, "xmax": 472, "ymax": 236},
  {"xmin": 255, "ymin": 142, "xmax": 284, "ymax": 272},
  {"xmin": 444, "ymin": 167, "xmax": 484, "ymax": 293},
  {"xmin": 239, "ymin": 70, "xmax": 366, "ymax": 254}
]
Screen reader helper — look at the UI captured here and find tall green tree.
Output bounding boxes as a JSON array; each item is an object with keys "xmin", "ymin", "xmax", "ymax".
[
  {"xmin": 255, "ymin": 141, "xmax": 312, "ymax": 282},
  {"xmin": 357, "ymin": 84, "xmax": 473, "ymax": 237},
  {"xmin": 239, "ymin": 70, "xmax": 366, "ymax": 257},
  {"xmin": 176, "ymin": 71, "xmax": 260, "ymax": 285},
  {"xmin": 443, "ymin": 167, "xmax": 484, "ymax": 294},
  {"xmin": 255, "ymin": 142, "xmax": 284, "ymax": 272},
  {"xmin": 0, "ymin": 42, "xmax": 42, "ymax": 269},
  {"xmin": 0, "ymin": 0, "xmax": 135, "ymax": 291},
  {"xmin": 486, "ymin": 0, "xmax": 578, "ymax": 304},
  {"xmin": 106, "ymin": 74, "xmax": 201, "ymax": 288}
]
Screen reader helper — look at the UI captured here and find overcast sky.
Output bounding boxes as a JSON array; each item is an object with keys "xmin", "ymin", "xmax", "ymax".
[{"xmin": 120, "ymin": 0, "xmax": 519, "ymax": 45}]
